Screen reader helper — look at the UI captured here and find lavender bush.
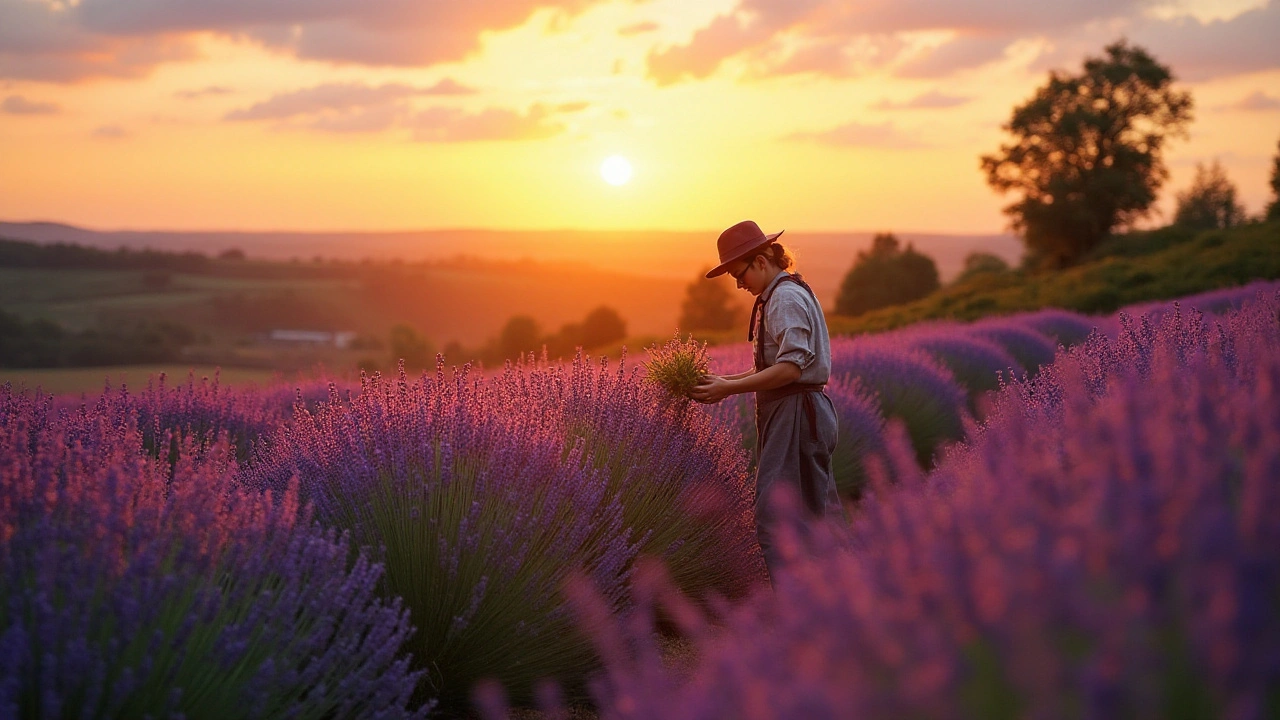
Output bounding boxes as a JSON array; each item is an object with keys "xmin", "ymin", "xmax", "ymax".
[
  {"xmin": 967, "ymin": 318, "xmax": 1058, "ymax": 377},
  {"xmin": 825, "ymin": 377, "xmax": 887, "ymax": 499},
  {"xmin": 561, "ymin": 288, "xmax": 1280, "ymax": 720},
  {"xmin": 892, "ymin": 325, "xmax": 1020, "ymax": 411},
  {"xmin": 245, "ymin": 355, "xmax": 762, "ymax": 708},
  {"xmin": 1015, "ymin": 307, "xmax": 1099, "ymax": 347},
  {"xmin": 830, "ymin": 338, "xmax": 968, "ymax": 466},
  {"xmin": 0, "ymin": 387, "xmax": 425, "ymax": 719}
]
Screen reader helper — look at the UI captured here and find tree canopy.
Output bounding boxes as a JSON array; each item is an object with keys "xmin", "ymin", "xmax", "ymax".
[
  {"xmin": 834, "ymin": 233, "xmax": 940, "ymax": 317},
  {"xmin": 678, "ymin": 269, "xmax": 742, "ymax": 332},
  {"xmin": 579, "ymin": 306, "xmax": 627, "ymax": 350},
  {"xmin": 1174, "ymin": 160, "xmax": 1246, "ymax": 231},
  {"xmin": 981, "ymin": 40, "xmax": 1193, "ymax": 268},
  {"xmin": 1268, "ymin": 138, "xmax": 1280, "ymax": 222}
]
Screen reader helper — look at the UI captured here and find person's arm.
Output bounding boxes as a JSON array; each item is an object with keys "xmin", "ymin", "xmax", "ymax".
[{"xmin": 690, "ymin": 361, "xmax": 801, "ymax": 404}]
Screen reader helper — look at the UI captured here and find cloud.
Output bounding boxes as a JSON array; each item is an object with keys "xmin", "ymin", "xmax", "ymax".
[
  {"xmin": 643, "ymin": 0, "xmax": 1142, "ymax": 84},
  {"xmin": 92, "ymin": 124, "xmax": 128, "ymax": 139},
  {"xmin": 895, "ymin": 33, "xmax": 1017, "ymax": 78},
  {"xmin": 1129, "ymin": 2, "xmax": 1280, "ymax": 81},
  {"xmin": 2, "ymin": 94, "xmax": 60, "ymax": 114},
  {"xmin": 643, "ymin": 0, "xmax": 1280, "ymax": 84},
  {"xmin": 224, "ymin": 80, "xmax": 558, "ymax": 141},
  {"xmin": 618, "ymin": 21, "xmax": 658, "ymax": 36},
  {"xmin": 647, "ymin": 13, "xmax": 768, "ymax": 85},
  {"xmin": 409, "ymin": 105, "xmax": 564, "ymax": 142},
  {"xmin": 175, "ymin": 85, "xmax": 233, "ymax": 99},
  {"xmin": 225, "ymin": 80, "xmax": 477, "ymax": 122},
  {"xmin": 871, "ymin": 90, "xmax": 970, "ymax": 110},
  {"xmin": 785, "ymin": 120, "xmax": 926, "ymax": 149},
  {"xmin": 0, "ymin": 0, "xmax": 601, "ymax": 82},
  {"xmin": 1219, "ymin": 90, "xmax": 1280, "ymax": 111}
]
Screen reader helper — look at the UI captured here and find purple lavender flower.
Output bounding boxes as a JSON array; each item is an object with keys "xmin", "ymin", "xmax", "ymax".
[
  {"xmin": 1015, "ymin": 307, "xmax": 1101, "ymax": 348},
  {"xmin": 244, "ymin": 353, "xmax": 763, "ymax": 709},
  {"xmin": 0, "ymin": 387, "xmax": 426, "ymax": 719},
  {"xmin": 558, "ymin": 287, "xmax": 1280, "ymax": 720},
  {"xmin": 825, "ymin": 377, "xmax": 887, "ymax": 499},
  {"xmin": 830, "ymin": 338, "xmax": 968, "ymax": 466},
  {"xmin": 887, "ymin": 323, "xmax": 1021, "ymax": 413},
  {"xmin": 966, "ymin": 318, "xmax": 1058, "ymax": 377}
]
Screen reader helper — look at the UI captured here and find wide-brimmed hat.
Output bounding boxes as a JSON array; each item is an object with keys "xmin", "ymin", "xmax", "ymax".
[{"xmin": 705, "ymin": 220, "xmax": 785, "ymax": 278}]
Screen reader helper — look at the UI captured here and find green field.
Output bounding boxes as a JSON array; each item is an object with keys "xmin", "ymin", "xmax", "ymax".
[{"xmin": 0, "ymin": 365, "xmax": 286, "ymax": 395}]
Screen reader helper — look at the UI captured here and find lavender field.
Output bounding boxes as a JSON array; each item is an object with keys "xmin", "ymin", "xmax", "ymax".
[{"xmin": 3, "ymin": 280, "xmax": 1278, "ymax": 719}]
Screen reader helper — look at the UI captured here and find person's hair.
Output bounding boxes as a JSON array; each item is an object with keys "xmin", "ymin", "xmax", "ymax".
[{"xmin": 747, "ymin": 242, "xmax": 795, "ymax": 271}]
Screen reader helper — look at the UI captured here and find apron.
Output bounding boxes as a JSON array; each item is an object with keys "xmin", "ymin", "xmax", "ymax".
[{"xmin": 749, "ymin": 274, "xmax": 841, "ymax": 573}]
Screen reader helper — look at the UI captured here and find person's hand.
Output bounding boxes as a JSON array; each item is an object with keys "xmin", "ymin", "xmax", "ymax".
[{"xmin": 690, "ymin": 374, "xmax": 732, "ymax": 404}]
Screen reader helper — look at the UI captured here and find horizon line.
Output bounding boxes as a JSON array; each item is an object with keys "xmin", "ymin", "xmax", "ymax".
[{"xmin": 1, "ymin": 218, "xmax": 1015, "ymax": 238}]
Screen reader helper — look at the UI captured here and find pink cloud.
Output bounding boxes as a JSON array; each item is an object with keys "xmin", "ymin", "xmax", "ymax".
[
  {"xmin": 2, "ymin": 94, "xmax": 60, "ymax": 114},
  {"xmin": 870, "ymin": 90, "xmax": 970, "ymax": 110},
  {"xmin": 786, "ymin": 120, "xmax": 927, "ymax": 148},
  {"xmin": 225, "ymin": 81, "xmax": 477, "ymax": 122},
  {"xmin": 409, "ymin": 105, "xmax": 564, "ymax": 142},
  {"xmin": 0, "ymin": 0, "xmax": 604, "ymax": 82}
]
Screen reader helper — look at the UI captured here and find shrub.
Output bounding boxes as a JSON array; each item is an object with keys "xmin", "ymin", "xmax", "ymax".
[
  {"xmin": 824, "ymin": 377, "xmax": 887, "ymax": 499},
  {"xmin": 829, "ymin": 339, "xmax": 968, "ymax": 466},
  {"xmin": 892, "ymin": 325, "xmax": 1020, "ymax": 409},
  {"xmin": 966, "ymin": 319, "xmax": 1057, "ymax": 376},
  {"xmin": 245, "ymin": 355, "xmax": 762, "ymax": 709},
  {"xmin": 835, "ymin": 233, "xmax": 941, "ymax": 317},
  {"xmin": 562, "ymin": 289, "xmax": 1280, "ymax": 720},
  {"xmin": 1014, "ymin": 308, "xmax": 1099, "ymax": 347},
  {"xmin": 132, "ymin": 370, "xmax": 287, "ymax": 464},
  {"xmin": 0, "ymin": 388, "xmax": 424, "ymax": 719}
]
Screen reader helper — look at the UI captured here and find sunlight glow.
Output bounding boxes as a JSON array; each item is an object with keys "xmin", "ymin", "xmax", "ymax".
[{"xmin": 600, "ymin": 155, "xmax": 634, "ymax": 186}]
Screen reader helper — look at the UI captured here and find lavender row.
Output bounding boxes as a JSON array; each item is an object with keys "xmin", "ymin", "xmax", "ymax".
[
  {"xmin": 0, "ymin": 387, "xmax": 427, "ymax": 718},
  {"xmin": 243, "ymin": 354, "xmax": 764, "ymax": 708},
  {"xmin": 560, "ymin": 286, "xmax": 1280, "ymax": 720}
]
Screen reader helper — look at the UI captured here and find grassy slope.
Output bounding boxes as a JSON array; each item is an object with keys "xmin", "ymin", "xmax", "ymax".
[
  {"xmin": 0, "ymin": 365, "xmax": 282, "ymax": 395},
  {"xmin": 827, "ymin": 221, "xmax": 1280, "ymax": 337}
]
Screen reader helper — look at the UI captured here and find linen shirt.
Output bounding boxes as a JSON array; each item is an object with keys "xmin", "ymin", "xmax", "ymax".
[{"xmin": 756, "ymin": 271, "xmax": 832, "ymax": 385}]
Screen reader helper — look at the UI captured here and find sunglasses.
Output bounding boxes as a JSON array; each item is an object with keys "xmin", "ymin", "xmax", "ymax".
[{"xmin": 730, "ymin": 255, "xmax": 760, "ymax": 283}]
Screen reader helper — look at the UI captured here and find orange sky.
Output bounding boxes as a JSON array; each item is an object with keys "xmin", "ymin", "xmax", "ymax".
[{"xmin": 1, "ymin": 0, "xmax": 1277, "ymax": 234}]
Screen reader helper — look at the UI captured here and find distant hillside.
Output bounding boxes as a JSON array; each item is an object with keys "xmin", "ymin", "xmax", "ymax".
[
  {"xmin": 0, "ymin": 221, "xmax": 1022, "ymax": 308},
  {"xmin": 827, "ymin": 221, "xmax": 1280, "ymax": 336}
]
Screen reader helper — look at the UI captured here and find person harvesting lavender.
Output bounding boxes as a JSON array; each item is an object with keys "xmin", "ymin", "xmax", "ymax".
[{"xmin": 691, "ymin": 220, "xmax": 841, "ymax": 575}]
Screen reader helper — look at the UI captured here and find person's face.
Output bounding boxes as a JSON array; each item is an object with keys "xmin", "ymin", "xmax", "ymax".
[{"xmin": 729, "ymin": 254, "xmax": 765, "ymax": 295}]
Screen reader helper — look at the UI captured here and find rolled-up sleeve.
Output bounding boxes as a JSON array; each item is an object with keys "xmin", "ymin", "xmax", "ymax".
[{"xmin": 766, "ymin": 287, "xmax": 816, "ymax": 370}]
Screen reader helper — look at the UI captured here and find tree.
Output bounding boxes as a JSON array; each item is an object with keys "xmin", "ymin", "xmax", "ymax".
[
  {"xmin": 954, "ymin": 252, "xmax": 1011, "ymax": 284},
  {"xmin": 835, "ymin": 233, "xmax": 940, "ymax": 317},
  {"xmin": 1174, "ymin": 160, "xmax": 1245, "ymax": 230},
  {"xmin": 981, "ymin": 40, "xmax": 1193, "ymax": 268},
  {"xmin": 389, "ymin": 323, "xmax": 434, "ymax": 371},
  {"xmin": 1268, "ymin": 137, "xmax": 1280, "ymax": 221},
  {"xmin": 499, "ymin": 315, "xmax": 541, "ymax": 361},
  {"xmin": 580, "ymin": 306, "xmax": 627, "ymax": 350},
  {"xmin": 678, "ymin": 269, "xmax": 741, "ymax": 332}
]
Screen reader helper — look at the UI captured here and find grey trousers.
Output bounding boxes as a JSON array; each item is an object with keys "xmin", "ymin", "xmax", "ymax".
[{"xmin": 754, "ymin": 389, "xmax": 841, "ymax": 576}]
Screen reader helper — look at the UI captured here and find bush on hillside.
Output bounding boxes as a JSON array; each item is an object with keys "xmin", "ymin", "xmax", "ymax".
[
  {"xmin": 1174, "ymin": 160, "xmax": 1246, "ymax": 230},
  {"xmin": 834, "ymin": 234, "xmax": 940, "ymax": 317}
]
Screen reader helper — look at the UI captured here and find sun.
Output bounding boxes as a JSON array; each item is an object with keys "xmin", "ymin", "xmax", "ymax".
[{"xmin": 600, "ymin": 155, "xmax": 633, "ymax": 186}]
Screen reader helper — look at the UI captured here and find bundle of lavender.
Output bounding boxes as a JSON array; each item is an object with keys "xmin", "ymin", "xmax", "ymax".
[{"xmin": 644, "ymin": 332, "xmax": 710, "ymax": 400}]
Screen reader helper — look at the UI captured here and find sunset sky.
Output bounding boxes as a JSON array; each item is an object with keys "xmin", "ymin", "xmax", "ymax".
[{"xmin": 1, "ymin": 0, "xmax": 1277, "ymax": 234}]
